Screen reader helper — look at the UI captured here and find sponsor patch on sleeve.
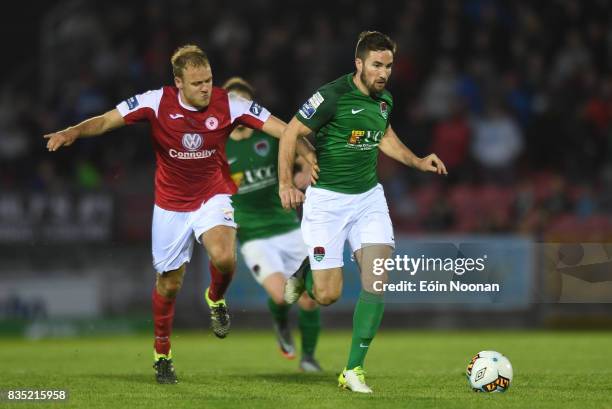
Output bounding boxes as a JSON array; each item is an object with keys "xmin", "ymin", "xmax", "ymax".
[
  {"xmin": 298, "ymin": 92, "xmax": 324, "ymax": 119},
  {"xmin": 299, "ymin": 101, "xmax": 316, "ymax": 119},
  {"xmin": 308, "ymin": 92, "xmax": 324, "ymax": 108},
  {"xmin": 249, "ymin": 101, "xmax": 263, "ymax": 116},
  {"xmin": 126, "ymin": 96, "xmax": 139, "ymax": 110}
]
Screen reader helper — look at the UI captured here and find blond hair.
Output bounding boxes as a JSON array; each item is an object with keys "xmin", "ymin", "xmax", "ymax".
[{"xmin": 171, "ymin": 44, "xmax": 209, "ymax": 78}]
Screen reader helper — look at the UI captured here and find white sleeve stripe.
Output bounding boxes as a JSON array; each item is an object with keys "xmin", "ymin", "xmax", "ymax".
[
  {"xmin": 116, "ymin": 87, "xmax": 164, "ymax": 118},
  {"xmin": 228, "ymin": 92, "xmax": 251, "ymax": 123},
  {"xmin": 228, "ymin": 92, "xmax": 270, "ymax": 124}
]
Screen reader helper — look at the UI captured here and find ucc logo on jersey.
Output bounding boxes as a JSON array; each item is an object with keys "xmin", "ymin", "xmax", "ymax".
[
  {"xmin": 244, "ymin": 165, "xmax": 275, "ymax": 184},
  {"xmin": 349, "ymin": 130, "xmax": 365, "ymax": 144},
  {"xmin": 348, "ymin": 130, "xmax": 383, "ymax": 146},
  {"xmin": 234, "ymin": 165, "xmax": 276, "ymax": 194},
  {"xmin": 254, "ymin": 140, "xmax": 270, "ymax": 157},
  {"xmin": 182, "ymin": 133, "xmax": 203, "ymax": 151}
]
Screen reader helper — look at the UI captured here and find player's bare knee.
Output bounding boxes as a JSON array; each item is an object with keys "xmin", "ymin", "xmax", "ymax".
[
  {"xmin": 156, "ymin": 266, "xmax": 185, "ymax": 298},
  {"xmin": 270, "ymin": 292, "xmax": 286, "ymax": 306},
  {"xmin": 315, "ymin": 288, "xmax": 341, "ymax": 306},
  {"xmin": 207, "ymin": 242, "xmax": 235, "ymax": 272},
  {"xmin": 164, "ymin": 281, "xmax": 183, "ymax": 298},
  {"xmin": 267, "ymin": 283, "xmax": 287, "ymax": 305},
  {"xmin": 157, "ymin": 277, "xmax": 183, "ymax": 298},
  {"xmin": 298, "ymin": 293, "xmax": 317, "ymax": 310},
  {"xmin": 315, "ymin": 295, "xmax": 338, "ymax": 306},
  {"xmin": 211, "ymin": 252, "xmax": 236, "ymax": 274}
]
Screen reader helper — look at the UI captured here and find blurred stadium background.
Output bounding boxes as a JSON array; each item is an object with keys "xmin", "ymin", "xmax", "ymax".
[{"xmin": 2, "ymin": 0, "xmax": 612, "ymax": 338}]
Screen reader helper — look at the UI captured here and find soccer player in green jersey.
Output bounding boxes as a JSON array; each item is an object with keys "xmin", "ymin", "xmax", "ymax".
[
  {"xmin": 223, "ymin": 78, "xmax": 322, "ymax": 371},
  {"xmin": 278, "ymin": 31, "xmax": 448, "ymax": 393}
]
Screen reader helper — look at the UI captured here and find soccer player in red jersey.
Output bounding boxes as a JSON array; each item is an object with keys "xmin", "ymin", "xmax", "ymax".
[{"xmin": 44, "ymin": 45, "xmax": 317, "ymax": 384}]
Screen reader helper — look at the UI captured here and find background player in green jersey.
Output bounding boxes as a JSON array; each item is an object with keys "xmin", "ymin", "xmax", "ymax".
[
  {"xmin": 278, "ymin": 32, "xmax": 448, "ymax": 393},
  {"xmin": 223, "ymin": 78, "xmax": 322, "ymax": 372}
]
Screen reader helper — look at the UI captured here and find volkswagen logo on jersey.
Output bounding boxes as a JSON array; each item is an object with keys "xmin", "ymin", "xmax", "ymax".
[
  {"xmin": 182, "ymin": 133, "xmax": 203, "ymax": 151},
  {"xmin": 205, "ymin": 116, "xmax": 219, "ymax": 130},
  {"xmin": 254, "ymin": 140, "xmax": 270, "ymax": 157}
]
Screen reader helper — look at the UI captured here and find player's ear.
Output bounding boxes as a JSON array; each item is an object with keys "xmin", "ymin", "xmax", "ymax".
[
  {"xmin": 355, "ymin": 58, "xmax": 363, "ymax": 73},
  {"xmin": 174, "ymin": 75, "xmax": 183, "ymax": 90}
]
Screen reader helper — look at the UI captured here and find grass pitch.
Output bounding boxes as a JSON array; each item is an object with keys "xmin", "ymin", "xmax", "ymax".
[{"xmin": 3, "ymin": 330, "xmax": 612, "ymax": 408}]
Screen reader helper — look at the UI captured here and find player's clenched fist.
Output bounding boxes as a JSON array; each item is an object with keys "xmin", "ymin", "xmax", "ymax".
[
  {"xmin": 44, "ymin": 129, "xmax": 79, "ymax": 152},
  {"xmin": 279, "ymin": 184, "xmax": 304, "ymax": 209}
]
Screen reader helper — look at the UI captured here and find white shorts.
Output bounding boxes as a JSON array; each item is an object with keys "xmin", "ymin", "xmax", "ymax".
[
  {"xmin": 151, "ymin": 194, "xmax": 237, "ymax": 274},
  {"xmin": 240, "ymin": 228, "xmax": 308, "ymax": 285},
  {"xmin": 301, "ymin": 183, "xmax": 395, "ymax": 269}
]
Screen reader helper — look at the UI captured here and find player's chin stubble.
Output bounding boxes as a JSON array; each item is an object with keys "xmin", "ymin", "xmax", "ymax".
[{"xmin": 360, "ymin": 71, "xmax": 384, "ymax": 94}]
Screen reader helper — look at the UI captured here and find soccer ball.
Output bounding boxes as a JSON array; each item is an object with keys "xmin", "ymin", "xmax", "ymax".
[{"xmin": 466, "ymin": 350, "xmax": 513, "ymax": 392}]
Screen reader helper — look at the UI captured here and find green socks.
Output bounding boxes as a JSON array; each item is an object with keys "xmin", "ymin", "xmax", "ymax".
[
  {"xmin": 305, "ymin": 266, "xmax": 315, "ymax": 300},
  {"xmin": 346, "ymin": 290, "xmax": 385, "ymax": 369},
  {"xmin": 267, "ymin": 297, "xmax": 290, "ymax": 325},
  {"xmin": 268, "ymin": 297, "xmax": 320, "ymax": 357},
  {"xmin": 298, "ymin": 307, "xmax": 320, "ymax": 356}
]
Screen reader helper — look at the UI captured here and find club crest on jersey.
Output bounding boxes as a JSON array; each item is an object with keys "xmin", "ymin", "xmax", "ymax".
[
  {"xmin": 205, "ymin": 116, "xmax": 219, "ymax": 130},
  {"xmin": 254, "ymin": 140, "xmax": 270, "ymax": 157},
  {"xmin": 182, "ymin": 133, "xmax": 203, "ymax": 151},
  {"xmin": 379, "ymin": 101, "xmax": 388, "ymax": 119},
  {"xmin": 249, "ymin": 101, "xmax": 263, "ymax": 116},
  {"xmin": 313, "ymin": 246, "xmax": 325, "ymax": 262}
]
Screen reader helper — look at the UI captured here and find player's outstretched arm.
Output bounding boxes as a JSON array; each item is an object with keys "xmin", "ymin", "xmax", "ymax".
[
  {"xmin": 44, "ymin": 109, "xmax": 126, "ymax": 152},
  {"xmin": 262, "ymin": 115, "xmax": 319, "ymax": 184},
  {"xmin": 379, "ymin": 125, "xmax": 448, "ymax": 175},
  {"xmin": 278, "ymin": 117, "xmax": 313, "ymax": 209}
]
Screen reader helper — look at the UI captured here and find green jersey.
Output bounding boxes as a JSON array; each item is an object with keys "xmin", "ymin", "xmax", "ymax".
[
  {"xmin": 296, "ymin": 73, "xmax": 393, "ymax": 194},
  {"xmin": 227, "ymin": 131, "xmax": 299, "ymax": 243}
]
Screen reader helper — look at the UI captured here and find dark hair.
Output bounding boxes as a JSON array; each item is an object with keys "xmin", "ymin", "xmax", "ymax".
[
  {"xmin": 222, "ymin": 76, "xmax": 255, "ymax": 99},
  {"xmin": 171, "ymin": 44, "xmax": 210, "ymax": 78},
  {"xmin": 355, "ymin": 31, "xmax": 396, "ymax": 60}
]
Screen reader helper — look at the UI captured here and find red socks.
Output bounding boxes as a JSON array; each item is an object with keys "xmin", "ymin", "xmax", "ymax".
[
  {"xmin": 207, "ymin": 261, "xmax": 234, "ymax": 302},
  {"xmin": 152, "ymin": 260, "xmax": 234, "ymax": 353},
  {"xmin": 152, "ymin": 288, "xmax": 176, "ymax": 355}
]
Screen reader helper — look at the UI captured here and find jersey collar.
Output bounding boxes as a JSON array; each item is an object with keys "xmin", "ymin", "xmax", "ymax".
[{"xmin": 178, "ymin": 92, "xmax": 199, "ymax": 111}]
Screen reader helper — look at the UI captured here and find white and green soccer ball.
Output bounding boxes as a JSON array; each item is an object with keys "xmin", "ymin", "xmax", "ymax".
[{"xmin": 466, "ymin": 350, "xmax": 513, "ymax": 392}]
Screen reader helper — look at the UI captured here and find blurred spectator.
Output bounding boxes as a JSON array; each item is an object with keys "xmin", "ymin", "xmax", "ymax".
[
  {"xmin": 429, "ymin": 99, "xmax": 471, "ymax": 182},
  {"xmin": 3, "ymin": 0, "xmax": 611, "ymax": 238},
  {"xmin": 422, "ymin": 58, "xmax": 458, "ymax": 120},
  {"xmin": 471, "ymin": 103, "xmax": 524, "ymax": 183}
]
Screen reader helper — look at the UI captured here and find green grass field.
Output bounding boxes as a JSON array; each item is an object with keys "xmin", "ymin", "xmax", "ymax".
[{"xmin": 3, "ymin": 330, "xmax": 612, "ymax": 408}]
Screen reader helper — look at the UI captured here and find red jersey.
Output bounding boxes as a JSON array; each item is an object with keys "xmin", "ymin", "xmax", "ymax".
[{"xmin": 116, "ymin": 86, "xmax": 270, "ymax": 211}]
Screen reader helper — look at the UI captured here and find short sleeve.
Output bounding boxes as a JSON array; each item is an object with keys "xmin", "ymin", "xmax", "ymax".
[
  {"xmin": 295, "ymin": 89, "xmax": 336, "ymax": 132},
  {"xmin": 116, "ymin": 88, "xmax": 163, "ymax": 124},
  {"xmin": 228, "ymin": 92, "xmax": 271, "ymax": 130}
]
